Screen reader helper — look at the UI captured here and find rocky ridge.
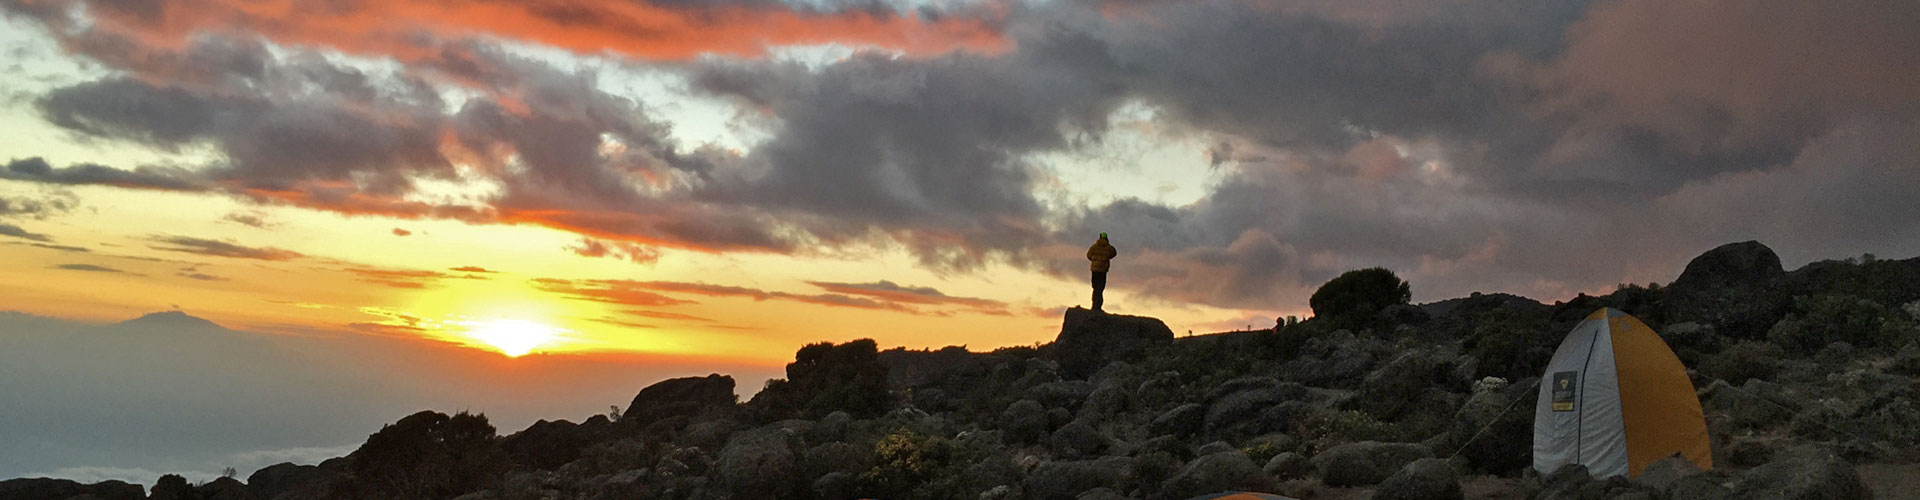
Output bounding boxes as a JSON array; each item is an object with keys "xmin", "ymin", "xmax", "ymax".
[{"xmin": 6, "ymin": 241, "xmax": 1917, "ymax": 500}]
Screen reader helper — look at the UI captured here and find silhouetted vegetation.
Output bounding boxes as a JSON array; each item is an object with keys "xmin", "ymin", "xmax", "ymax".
[
  {"xmin": 330, "ymin": 410, "xmax": 507, "ymax": 500},
  {"xmin": 1309, "ymin": 267, "xmax": 1411, "ymax": 332},
  {"xmin": 756, "ymin": 339, "xmax": 891, "ymax": 419}
]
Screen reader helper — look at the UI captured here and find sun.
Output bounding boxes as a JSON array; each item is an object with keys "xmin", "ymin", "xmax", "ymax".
[{"xmin": 464, "ymin": 319, "xmax": 560, "ymax": 357}]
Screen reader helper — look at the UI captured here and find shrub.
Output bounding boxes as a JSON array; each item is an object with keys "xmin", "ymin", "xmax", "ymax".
[
  {"xmin": 1462, "ymin": 309, "xmax": 1557, "ymax": 380},
  {"xmin": 1703, "ymin": 341, "xmax": 1784, "ymax": 383},
  {"xmin": 1291, "ymin": 408, "xmax": 1394, "ymax": 454},
  {"xmin": 332, "ymin": 411, "xmax": 507, "ymax": 499},
  {"xmin": 1768, "ymin": 295, "xmax": 1920, "ymax": 354},
  {"xmin": 1309, "ymin": 268, "xmax": 1411, "ymax": 332},
  {"xmin": 757, "ymin": 339, "xmax": 891, "ymax": 418}
]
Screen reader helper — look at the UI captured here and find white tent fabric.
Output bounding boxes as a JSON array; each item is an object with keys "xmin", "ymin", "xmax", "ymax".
[
  {"xmin": 1533, "ymin": 308, "xmax": 1711, "ymax": 478},
  {"xmin": 1533, "ymin": 312, "xmax": 1631, "ymax": 477}
]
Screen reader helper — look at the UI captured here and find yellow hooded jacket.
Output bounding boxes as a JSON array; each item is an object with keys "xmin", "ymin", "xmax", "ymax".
[{"xmin": 1087, "ymin": 238, "xmax": 1117, "ymax": 272}]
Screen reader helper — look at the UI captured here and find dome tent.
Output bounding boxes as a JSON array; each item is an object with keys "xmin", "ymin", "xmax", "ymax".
[{"xmin": 1533, "ymin": 308, "xmax": 1712, "ymax": 478}]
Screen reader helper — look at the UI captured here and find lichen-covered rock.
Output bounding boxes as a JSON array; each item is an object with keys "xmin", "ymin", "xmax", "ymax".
[
  {"xmin": 1731, "ymin": 448, "xmax": 1870, "ymax": 500},
  {"xmin": 1030, "ymin": 381, "xmax": 1096, "ymax": 410},
  {"xmin": 1263, "ymin": 452, "xmax": 1310, "ymax": 480},
  {"xmin": 1308, "ymin": 441, "xmax": 1431, "ymax": 487},
  {"xmin": 1148, "ymin": 404, "xmax": 1205, "ymax": 438},
  {"xmin": 1157, "ymin": 450, "xmax": 1276, "ymax": 499},
  {"xmin": 1050, "ymin": 420, "xmax": 1106, "ymax": 458},
  {"xmin": 714, "ymin": 426, "xmax": 804, "ymax": 500},
  {"xmin": 1631, "ymin": 455, "xmax": 1702, "ymax": 492},
  {"xmin": 1023, "ymin": 457, "xmax": 1132, "ymax": 500},
  {"xmin": 1372, "ymin": 458, "xmax": 1462, "ymax": 500},
  {"xmin": 1003, "ymin": 399, "xmax": 1051, "ymax": 443}
]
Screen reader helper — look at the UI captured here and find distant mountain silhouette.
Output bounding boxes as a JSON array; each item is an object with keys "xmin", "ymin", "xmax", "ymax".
[{"xmin": 116, "ymin": 311, "xmax": 226, "ymax": 331}]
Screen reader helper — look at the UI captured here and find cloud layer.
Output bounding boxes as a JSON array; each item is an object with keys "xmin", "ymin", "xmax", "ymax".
[{"xmin": 3, "ymin": 0, "xmax": 1917, "ymax": 312}]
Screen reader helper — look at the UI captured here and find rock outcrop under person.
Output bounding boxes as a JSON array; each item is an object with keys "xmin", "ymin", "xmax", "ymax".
[{"xmin": 1049, "ymin": 307, "xmax": 1173, "ymax": 379}]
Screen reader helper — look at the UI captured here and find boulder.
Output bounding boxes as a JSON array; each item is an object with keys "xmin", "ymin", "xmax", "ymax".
[
  {"xmin": 248, "ymin": 462, "xmax": 330, "ymax": 500},
  {"xmin": 194, "ymin": 476, "xmax": 250, "ymax": 500},
  {"xmin": 1535, "ymin": 464, "xmax": 1606, "ymax": 500},
  {"xmin": 1447, "ymin": 376, "xmax": 1537, "ymax": 474},
  {"xmin": 1050, "ymin": 308, "xmax": 1174, "ymax": 379},
  {"xmin": 1632, "ymin": 455, "xmax": 1702, "ymax": 492},
  {"xmin": 1003, "ymin": 399, "xmax": 1051, "ymax": 443},
  {"xmin": 1023, "ymin": 457, "xmax": 1132, "ymax": 500},
  {"xmin": 1892, "ymin": 342, "xmax": 1920, "ymax": 376},
  {"xmin": 1075, "ymin": 488, "xmax": 1130, "ymax": 500},
  {"xmin": 806, "ymin": 442, "xmax": 870, "ymax": 478},
  {"xmin": 1667, "ymin": 475, "xmax": 1734, "ymax": 500},
  {"xmin": 1661, "ymin": 241, "xmax": 1788, "ymax": 337},
  {"xmin": 1701, "ymin": 379, "xmax": 1792, "ymax": 430},
  {"xmin": 625, "ymin": 374, "xmax": 736, "ymax": 429},
  {"xmin": 1263, "ymin": 452, "xmax": 1310, "ymax": 480},
  {"xmin": 1308, "ymin": 441, "xmax": 1431, "ymax": 487},
  {"xmin": 1050, "ymin": 420, "xmax": 1106, "ymax": 458},
  {"xmin": 811, "ymin": 472, "xmax": 857, "ymax": 500},
  {"xmin": 1030, "ymin": 381, "xmax": 1096, "ymax": 409},
  {"xmin": 1372, "ymin": 458, "xmax": 1462, "ymax": 500},
  {"xmin": 1731, "ymin": 449, "xmax": 1870, "ymax": 500},
  {"xmin": 502, "ymin": 418, "xmax": 600, "ymax": 470},
  {"xmin": 1135, "ymin": 371, "xmax": 1184, "ymax": 410},
  {"xmin": 714, "ymin": 426, "xmax": 804, "ymax": 500},
  {"xmin": 1204, "ymin": 387, "xmax": 1292, "ymax": 437},
  {"xmin": 0, "ymin": 478, "xmax": 143, "ymax": 500},
  {"xmin": 1350, "ymin": 352, "xmax": 1449, "ymax": 419},
  {"xmin": 1149, "ymin": 404, "xmax": 1205, "ymax": 439},
  {"xmin": 1080, "ymin": 383, "xmax": 1129, "ymax": 419},
  {"xmin": 1157, "ymin": 450, "xmax": 1276, "ymax": 499}
]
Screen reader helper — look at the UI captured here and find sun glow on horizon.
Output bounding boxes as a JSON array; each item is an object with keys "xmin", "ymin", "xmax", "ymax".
[{"xmin": 463, "ymin": 319, "xmax": 564, "ymax": 357}]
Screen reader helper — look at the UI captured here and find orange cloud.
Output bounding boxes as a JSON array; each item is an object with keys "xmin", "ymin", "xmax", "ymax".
[{"xmin": 25, "ymin": 0, "xmax": 1007, "ymax": 71}]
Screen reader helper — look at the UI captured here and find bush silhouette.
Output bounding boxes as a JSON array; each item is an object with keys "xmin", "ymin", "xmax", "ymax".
[
  {"xmin": 754, "ymin": 339, "xmax": 890, "ymax": 418},
  {"xmin": 331, "ymin": 410, "xmax": 507, "ymax": 499},
  {"xmin": 1310, "ymin": 268, "xmax": 1412, "ymax": 332}
]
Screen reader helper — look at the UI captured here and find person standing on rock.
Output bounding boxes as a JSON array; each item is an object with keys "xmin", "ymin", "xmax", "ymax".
[{"xmin": 1087, "ymin": 232, "xmax": 1117, "ymax": 312}]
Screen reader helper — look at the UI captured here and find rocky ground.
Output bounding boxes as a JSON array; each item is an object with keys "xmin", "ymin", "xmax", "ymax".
[{"xmin": 4, "ymin": 241, "xmax": 1917, "ymax": 500}]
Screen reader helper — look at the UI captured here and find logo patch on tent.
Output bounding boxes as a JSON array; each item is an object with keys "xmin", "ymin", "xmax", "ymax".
[{"xmin": 1552, "ymin": 371, "xmax": 1577, "ymax": 411}]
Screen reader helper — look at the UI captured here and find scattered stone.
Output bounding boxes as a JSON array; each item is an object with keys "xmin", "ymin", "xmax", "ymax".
[
  {"xmin": 1731, "ymin": 448, "xmax": 1870, "ymax": 500},
  {"xmin": 1631, "ymin": 455, "xmax": 1702, "ymax": 492},
  {"xmin": 1003, "ymin": 399, "xmax": 1050, "ymax": 443},
  {"xmin": 714, "ymin": 426, "xmax": 803, "ymax": 499},
  {"xmin": 1309, "ymin": 441, "xmax": 1432, "ymax": 487},
  {"xmin": 1157, "ymin": 450, "xmax": 1276, "ymax": 499},
  {"xmin": 1149, "ymin": 404, "xmax": 1205, "ymax": 438},
  {"xmin": 1050, "ymin": 420, "xmax": 1105, "ymax": 457},
  {"xmin": 1263, "ymin": 452, "xmax": 1311, "ymax": 481},
  {"xmin": 1075, "ymin": 487, "xmax": 1131, "ymax": 500},
  {"xmin": 1023, "ymin": 457, "xmax": 1132, "ymax": 500},
  {"xmin": 1031, "ymin": 380, "xmax": 1096, "ymax": 409},
  {"xmin": 1372, "ymin": 458, "xmax": 1463, "ymax": 500}
]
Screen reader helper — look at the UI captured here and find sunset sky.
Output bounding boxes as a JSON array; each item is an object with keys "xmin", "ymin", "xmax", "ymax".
[{"xmin": 2, "ymin": 0, "xmax": 1919, "ymax": 481}]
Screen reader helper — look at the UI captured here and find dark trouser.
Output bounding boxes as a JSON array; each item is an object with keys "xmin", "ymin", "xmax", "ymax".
[{"xmin": 1091, "ymin": 270, "xmax": 1107, "ymax": 311}]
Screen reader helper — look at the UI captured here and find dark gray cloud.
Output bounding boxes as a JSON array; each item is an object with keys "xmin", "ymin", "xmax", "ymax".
[
  {"xmin": 148, "ymin": 236, "xmax": 303, "ymax": 261},
  {"xmin": 5, "ymin": 0, "xmax": 1918, "ymax": 314},
  {"xmin": 3, "ymin": 157, "xmax": 208, "ymax": 191},
  {"xmin": 0, "ymin": 191, "xmax": 77, "ymax": 219},
  {"xmin": 52, "ymin": 263, "xmax": 126, "ymax": 273},
  {"xmin": 0, "ymin": 223, "xmax": 52, "ymax": 242}
]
